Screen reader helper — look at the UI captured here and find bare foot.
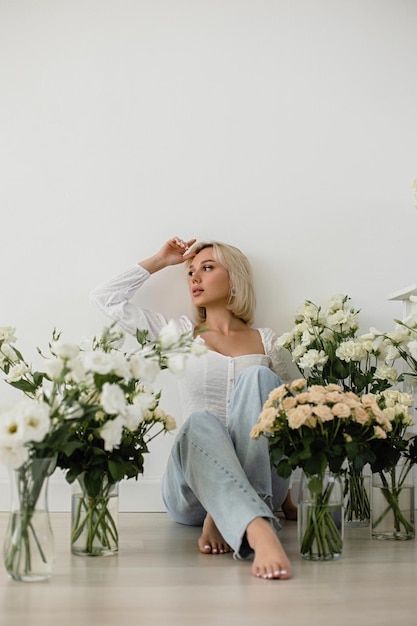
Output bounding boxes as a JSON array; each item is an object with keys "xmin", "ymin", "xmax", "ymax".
[
  {"xmin": 198, "ymin": 514, "xmax": 232, "ymax": 555},
  {"xmin": 246, "ymin": 517, "xmax": 292, "ymax": 580},
  {"xmin": 281, "ymin": 491, "xmax": 298, "ymax": 521}
]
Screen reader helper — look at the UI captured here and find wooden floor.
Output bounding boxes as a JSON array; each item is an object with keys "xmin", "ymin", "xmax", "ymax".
[{"xmin": 0, "ymin": 512, "xmax": 416, "ymax": 626}]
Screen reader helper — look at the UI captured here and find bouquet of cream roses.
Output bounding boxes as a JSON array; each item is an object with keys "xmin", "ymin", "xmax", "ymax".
[{"xmin": 251, "ymin": 378, "xmax": 413, "ymax": 558}]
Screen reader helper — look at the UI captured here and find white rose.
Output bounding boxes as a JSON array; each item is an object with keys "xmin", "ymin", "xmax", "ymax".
[
  {"xmin": 0, "ymin": 445, "xmax": 29, "ymax": 470},
  {"xmin": 129, "ymin": 354, "xmax": 160, "ymax": 385},
  {"xmin": 0, "ymin": 407, "xmax": 27, "ymax": 446},
  {"xmin": 158, "ymin": 320, "xmax": 181, "ymax": 349},
  {"xmin": 275, "ymin": 332, "xmax": 293, "ymax": 348},
  {"xmin": 298, "ymin": 349, "xmax": 328, "ymax": 369},
  {"xmin": 100, "ymin": 383, "xmax": 127, "ymax": 416},
  {"xmin": 191, "ymin": 336, "xmax": 207, "ymax": 355},
  {"xmin": 301, "ymin": 329, "xmax": 314, "ymax": 347},
  {"xmin": 386, "ymin": 330, "xmax": 409, "ymax": 345},
  {"xmin": 407, "ymin": 340, "xmax": 417, "ymax": 360},
  {"xmin": 0, "ymin": 326, "xmax": 17, "ymax": 343},
  {"xmin": 374, "ymin": 365, "xmax": 399, "ymax": 384},
  {"xmin": 166, "ymin": 353, "xmax": 186, "ymax": 376},
  {"xmin": 384, "ymin": 344, "xmax": 401, "ymax": 362},
  {"xmin": 325, "ymin": 294, "xmax": 348, "ymax": 313},
  {"xmin": 52, "ymin": 340, "xmax": 80, "ymax": 360},
  {"xmin": 123, "ymin": 391, "xmax": 155, "ymax": 430},
  {"xmin": 294, "ymin": 321, "xmax": 309, "ymax": 336},
  {"xmin": 99, "ymin": 415, "xmax": 124, "ymax": 451},
  {"xmin": 82, "ymin": 350, "xmax": 114, "ymax": 375},
  {"xmin": 299, "ymin": 302, "xmax": 319, "ymax": 320},
  {"xmin": 321, "ymin": 327, "xmax": 334, "ymax": 341},
  {"xmin": 43, "ymin": 357, "xmax": 65, "ymax": 380},
  {"xmin": 110, "ymin": 352, "xmax": 131, "ymax": 380},
  {"xmin": 292, "ymin": 344, "xmax": 307, "ymax": 361},
  {"xmin": 0, "ymin": 343, "xmax": 17, "ymax": 361},
  {"xmin": 326, "ymin": 310, "xmax": 358, "ymax": 331},
  {"xmin": 382, "ymin": 407, "xmax": 396, "ymax": 422},
  {"xmin": 336, "ymin": 341, "xmax": 366, "ymax": 362},
  {"xmin": 21, "ymin": 401, "xmax": 50, "ymax": 442},
  {"xmin": 359, "ymin": 339, "xmax": 374, "ymax": 354},
  {"xmin": 123, "ymin": 406, "xmax": 145, "ymax": 431},
  {"xmin": 4, "ymin": 363, "xmax": 31, "ymax": 383},
  {"xmin": 66, "ymin": 357, "xmax": 88, "ymax": 383},
  {"xmin": 402, "ymin": 411, "xmax": 414, "ymax": 426},
  {"xmin": 398, "ymin": 392, "xmax": 414, "ymax": 406}
]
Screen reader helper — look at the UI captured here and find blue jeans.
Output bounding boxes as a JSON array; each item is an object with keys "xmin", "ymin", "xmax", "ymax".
[{"xmin": 161, "ymin": 365, "xmax": 289, "ymax": 558}]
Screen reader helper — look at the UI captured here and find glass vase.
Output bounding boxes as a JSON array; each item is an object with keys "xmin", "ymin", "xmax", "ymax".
[
  {"xmin": 71, "ymin": 475, "xmax": 119, "ymax": 556},
  {"xmin": 298, "ymin": 471, "xmax": 344, "ymax": 561},
  {"xmin": 3, "ymin": 457, "xmax": 55, "ymax": 582},
  {"xmin": 343, "ymin": 464, "xmax": 370, "ymax": 527},
  {"xmin": 371, "ymin": 461, "xmax": 415, "ymax": 540}
]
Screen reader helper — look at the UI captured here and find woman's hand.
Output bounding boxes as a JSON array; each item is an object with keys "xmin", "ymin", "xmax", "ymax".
[
  {"xmin": 139, "ymin": 237, "xmax": 197, "ymax": 274},
  {"xmin": 158, "ymin": 237, "xmax": 197, "ymax": 266}
]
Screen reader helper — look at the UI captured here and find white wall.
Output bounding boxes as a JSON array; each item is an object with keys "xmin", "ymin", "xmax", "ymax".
[{"xmin": 1, "ymin": 0, "xmax": 417, "ymax": 511}]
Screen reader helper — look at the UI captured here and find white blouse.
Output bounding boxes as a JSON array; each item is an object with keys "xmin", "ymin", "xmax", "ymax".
[{"xmin": 90, "ymin": 264, "xmax": 298, "ymax": 424}]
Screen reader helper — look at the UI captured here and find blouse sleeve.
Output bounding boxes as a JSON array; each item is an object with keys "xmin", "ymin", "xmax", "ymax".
[
  {"xmin": 89, "ymin": 264, "xmax": 194, "ymax": 339},
  {"xmin": 259, "ymin": 327, "xmax": 302, "ymax": 384}
]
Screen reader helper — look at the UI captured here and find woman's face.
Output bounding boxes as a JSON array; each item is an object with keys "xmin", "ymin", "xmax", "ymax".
[{"xmin": 187, "ymin": 247, "xmax": 231, "ymax": 307}]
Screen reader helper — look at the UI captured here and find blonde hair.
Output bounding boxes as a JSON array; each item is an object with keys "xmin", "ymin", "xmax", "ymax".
[{"xmin": 187, "ymin": 241, "xmax": 256, "ymax": 325}]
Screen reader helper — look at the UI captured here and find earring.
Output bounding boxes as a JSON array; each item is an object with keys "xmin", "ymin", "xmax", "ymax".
[{"xmin": 230, "ymin": 286, "xmax": 236, "ymax": 297}]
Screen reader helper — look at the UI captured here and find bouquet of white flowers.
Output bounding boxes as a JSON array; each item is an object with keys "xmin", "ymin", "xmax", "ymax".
[
  {"xmin": 0, "ymin": 321, "xmax": 206, "ymax": 571},
  {"xmin": 276, "ymin": 294, "xmax": 399, "ymax": 394}
]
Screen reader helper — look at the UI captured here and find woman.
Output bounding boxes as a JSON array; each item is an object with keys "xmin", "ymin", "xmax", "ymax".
[{"xmin": 90, "ymin": 236, "xmax": 297, "ymax": 580}]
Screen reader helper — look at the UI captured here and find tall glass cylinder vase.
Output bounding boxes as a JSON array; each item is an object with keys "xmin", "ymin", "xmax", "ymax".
[
  {"xmin": 371, "ymin": 460, "xmax": 415, "ymax": 540},
  {"xmin": 3, "ymin": 457, "xmax": 55, "ymax": 582},
  {"xmin": 298, "ymin": 471, "xmax": 344, "ymax": 561},
  {"xmin": 71, "ymin": 475, "xmax": 119, "ymax": 556},
  {"xmin": 344, "ymin": 463, "xmax": 370, "ymax": 527}
]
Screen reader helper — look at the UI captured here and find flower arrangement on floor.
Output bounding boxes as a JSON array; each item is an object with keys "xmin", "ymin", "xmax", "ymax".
[
  {"xmin": 0, "ymin": 395, "xmax": 59, "ymax": 581},
  {"xmin": 0, "ymin": 322, "xmax": 206, "ymax": 571},
  {"xmin": 275, "ymin": 294, "xmax": 401, "ymax": 526},
  {"xmin": 250, "ymin": 378, "xmax": 414, "ymax": 559},
  {"xmin": 372, "ymin": 305, "xmax": 417, "ymax": 389},
  {"xmin": 366, "ymin": 389, "xmax": 416, "ymax": 539},
  {"xmin": 365, "ymin": 308, "xmax": 417, "ymax": 538},
  {"xmin": 275, "ymin": 294, "xmax": 399, "ymax": 394}
]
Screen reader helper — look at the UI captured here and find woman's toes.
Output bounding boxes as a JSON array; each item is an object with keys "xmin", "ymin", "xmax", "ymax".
[
  {"xmin": 199, "ymin": 543, "xmax": 212, "ymax": 553},
  {"xmin": 254, "ymin": 564, "xmax": 291, "ymax": 580}
]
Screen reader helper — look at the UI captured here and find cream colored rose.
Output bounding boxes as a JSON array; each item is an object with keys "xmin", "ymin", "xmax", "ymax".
[
  {"xmin": 352, "ymin": 407, "xmax": 370, "ymax": 425},
  {"xmin": 373, "ymin": 425, "xmax": 387, "ymax": 439},
  {"xmin": 257, "ymin": 407, "xmax": 277, "ymax": 434},
  {"xmin": 289, "ymin": 378, "xmax": 307, "ymax": 392},
  {"xmin": 331, "ymin": 402, "xmax": 351, "ymax": 418},
  {"xmin": 287, "ymin": 405, "xmax": 312, "ymax": 429},
  {"xmin": 267, "ymin": 384, "xmax": 289, "ymax": 404},
  {"xmin": 312, "ymin": 404, "xmax": 333, "ymax": 421}
]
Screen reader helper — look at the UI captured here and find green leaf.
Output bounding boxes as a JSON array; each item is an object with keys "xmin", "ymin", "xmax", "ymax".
[
  {"xmin": 9, "ymin": 379, "xmax": 37, "ymax": 393},
  {"xmin": 275, "ymin": 459, "xmax": 292, "ymax": 479},
  {"xmin": 108, "ymin": 459, "xmax": 127, "ymax": 482}
]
